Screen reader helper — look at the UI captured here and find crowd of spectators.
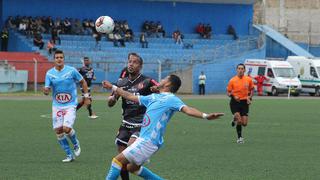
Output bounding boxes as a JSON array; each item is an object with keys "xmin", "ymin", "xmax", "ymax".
[
  {"xmin": 142, "ymin": 21, "xmax": 165, "ymax": 38},
  {"xmin": 196, "ymin": 23, "xmax": 212, "ymax": 39},
  {"xmin": 4, "ymin": 15, "xmax": 240, "ymax": 53}
]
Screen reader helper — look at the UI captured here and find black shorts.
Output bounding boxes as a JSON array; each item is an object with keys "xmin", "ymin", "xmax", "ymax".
[
  {"xmin": 230, "ymin": 99, "xmax": 249, "ymax": 116},
  {"xmin": 115, "ymin": 123, "xmax": 141, "ymax": 146}
]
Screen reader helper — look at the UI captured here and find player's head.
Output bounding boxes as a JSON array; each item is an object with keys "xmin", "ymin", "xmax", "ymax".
[
  {"xmin": 54, "ymin": 50, "xmax": 64, "ymax": 67},
  {"xmin": 159, "ymin": 74, "xmax": 181, "ymax": 93},
  {"xmin": 127, "ymin": 52, "xmax": 143, "ymax": 75},
  {"xmin": 236, "ymin": 63, "xmax": 245, "ymax": 77},
  {"xmin": 83, "ymin": 57, "xmax": 91, "ymax": 67}
]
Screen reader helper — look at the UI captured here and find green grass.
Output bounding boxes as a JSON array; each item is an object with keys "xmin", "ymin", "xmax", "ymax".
[{"xmin": 1, "ymin": 98, "xmax": 320, "ymax": 180}]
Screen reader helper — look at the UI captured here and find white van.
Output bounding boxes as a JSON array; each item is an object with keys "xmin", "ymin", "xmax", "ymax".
[
  {"xmin": 244, "ymin": 59, "xmax": 302, "ymax": 96},
  {"xmin": 287, "ymin": 56, "xmax": 320, "ymax": 96}
]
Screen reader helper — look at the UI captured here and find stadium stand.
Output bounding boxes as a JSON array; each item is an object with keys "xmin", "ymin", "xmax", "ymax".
[{"xmin": 0, "ymin": 52, "xmax": 53, "ymax": 83}]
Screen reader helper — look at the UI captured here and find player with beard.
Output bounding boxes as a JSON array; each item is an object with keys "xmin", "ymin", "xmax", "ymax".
[{"xmin": 107, "ymin": 52, "xmax": 159, "ymax": 180}]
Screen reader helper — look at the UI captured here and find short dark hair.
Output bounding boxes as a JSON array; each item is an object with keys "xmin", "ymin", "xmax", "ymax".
[
  {"xmin": 83, "ymin": 57, "xmax": 90, "ymax": 61},
  {"xmin": 237, "ymin": 63, "xmax": 245, "ymax": 69},
  {"xmin": 54, "ymin": 50, "xmax": 64, "ymax": 58},
  {"xmin": 168, "ymin": 74, "xmax": 181, "ymax": 93},
  {"xmin": 128, "ymin": 52, "xmax": 143, "ymax": 65}
]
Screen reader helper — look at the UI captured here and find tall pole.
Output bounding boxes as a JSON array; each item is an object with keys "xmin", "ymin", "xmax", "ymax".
[{"xmin": 33, "ymin": 58, "xmax": 38, "ymax": 93}]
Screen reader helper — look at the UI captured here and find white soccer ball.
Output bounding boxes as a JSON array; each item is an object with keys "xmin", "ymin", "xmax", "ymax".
[{"xmin": 95, "ymin": 16, "xmax": 115, "ymax": 34}]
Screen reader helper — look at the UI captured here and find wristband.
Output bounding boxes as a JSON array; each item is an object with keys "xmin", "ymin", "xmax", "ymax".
[
  {"xmin": 83, "ymin": 93, "xmax": 90, "ymax": 98},
  {"xmin": 202, "ymin": 113, "xmax": 208, "ymax": 120},
  {"xmin": 112, "ymin": 85, "xmax": 118, "ymax": 92}
]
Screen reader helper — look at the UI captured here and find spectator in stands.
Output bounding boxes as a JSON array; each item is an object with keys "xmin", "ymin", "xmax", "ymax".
[
  {"xmin": 124, "ymin": 30, "xmax": 134, "ymax": 42},
  {"xmin": 63, "ymin": 18, "xmax": 72, "ymax": 34},
  {"xmin": 47, "ymin": 39, "xmax": 57, "ymax": 55},
  {"xmin": 54, "ymin": 17, "xmax": 63, "ymax": 33},
  {"xmin": 172, "ymin": 29, "xmax": 183, "ymax": 44},
  {"xmin": 18, "ymin": 19, "xmax": 27, "ymax": 34},
  {"xmin": 1, "ymin": 27, "xmax": 9, "ymax": 51},
  {"xmin": 51, "ymin": 27, "xmax": 61, "ymax": 45},
  {"xmin": 156, "ymin": 21, "xmax": 165, "ymax": 37},
  {"xmin": 72, "ymin": 19, "xmax": 84, "ymax": 35},
  {"xmin": 227, "ymin": 25, "xmax": 238, "ymax": 40},
  {"xmin": 35, "ymin": 17, "xmax": 46, "ymax": 33},
  {"xmin": 204, "ymin": 24, "xmax": 212, "ymax": 39},
  {"xmin": 142, "ymin": 21, "xmax": 151, "ymax": 36},
  {"xmin": 5, "ymin": 16, "xmax": 16, "ymax": 29},
  {"xmin": 198, "ymin": 71, "xmax": 206, "ymax": 95},
  {"xmin": 92, "ymin": 29, "xmax": 102, "ymax": 50},
  {"xmin": 114, "ymin": 31, "xmax": 125, "ymax": 47},
  {"xmin": 196, "ymin": 23, "xmax": 204, "ymax": 37},
  {"xmin": 140, "ymin": 32, "xmax": 148, "ymax": 48},
  {"xmin": 82, "ymin": 19, "xmax": 92, "ymax": 35},
  {"xmin": 33, "ymin": 31, "xmax": 44, "ymax": 49},
  {"xmin": 44, "ymin": 16, "xmax": 54, "ymax": 33},
  {"xmin": 107, "ymin": 32, "xmax": 117, "ymax": 46}
]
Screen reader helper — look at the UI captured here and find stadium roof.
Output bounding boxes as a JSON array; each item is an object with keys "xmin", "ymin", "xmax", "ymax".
[{"xmin": 144, "ymin": 0, "xmax": 256, "ymax": 4}]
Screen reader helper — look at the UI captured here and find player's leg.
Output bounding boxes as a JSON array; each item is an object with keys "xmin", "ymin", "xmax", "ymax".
[
  {"xmin": 234, "ymin": 112, "xmax": 243, "ymax": 141},
  {"xmin": 106, "ymin": 153, "xmax": 130, "ymax": 180},
  {"xmin": 53, "ymin": 107, "xmax": 73, "ymax": 162},
  {"xmin": 237, "ymin": 104, "xmax": 249, "ymax": 143},
  {"xmin": 115, "ymin": 126, "xmax": 131, "ymax": 180},
  {"xmin": 123, "ymin": 138, "xmax": 162, "ymax": 179},
  {"xmin": 63, "ymin": 106, "xmax": 81, "ymax": 156},
  {"xmin": 76, "ymin": 97, "xmax": 85, "ymax": 111},
  {"xmin": 230, "ymin": 100, "xmax": 240, "ymax": 127}
]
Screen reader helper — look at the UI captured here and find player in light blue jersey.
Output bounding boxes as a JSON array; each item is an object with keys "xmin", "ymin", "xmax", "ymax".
[
  {"xmin": 43, "ymin": 50, "xmax": 90, "ymax": 162},
  {"xmin": 102, "ymin": 74, "xmax": 224, "ymax": 180}
]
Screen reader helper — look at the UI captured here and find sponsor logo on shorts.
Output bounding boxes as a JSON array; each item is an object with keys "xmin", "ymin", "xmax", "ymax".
[
  {"xmin": 142, "ymin": 114, "xmax": 151, "ymax": 127},
  {"xmin": 56, "ymin": 110, "xmax": 67, "ymax": 117},
  {"xmin": 55, "ymin": 93, "xmax": 72, "ymax": 103}
]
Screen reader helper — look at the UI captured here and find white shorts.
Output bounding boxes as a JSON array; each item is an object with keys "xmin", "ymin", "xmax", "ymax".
[
  {"xmin": 52, "ymin": 106, "xmax": 76, "ymax": 129},
  {"xmin": 122, "ymin": 138, "xmax": 158, "ymax": 166}
]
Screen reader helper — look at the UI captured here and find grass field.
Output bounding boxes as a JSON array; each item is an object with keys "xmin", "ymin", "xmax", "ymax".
[{"xmin": 1, "ymin": 98, "xmax": 320, "ymax": 180}]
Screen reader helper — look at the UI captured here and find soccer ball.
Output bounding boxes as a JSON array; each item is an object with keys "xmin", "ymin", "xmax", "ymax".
[{"xmin": 95, "ymin": 16, "xmax": 115, "ymax": 34}]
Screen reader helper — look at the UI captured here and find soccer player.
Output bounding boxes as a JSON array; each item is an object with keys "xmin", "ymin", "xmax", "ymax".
[
  {"xmin": 107, "ymin": 52, "xmax": 159, "ymax": 180},
  {"xmin": 227, "ymin": 63, "xmax": 254, "ymax": 144},
  {"xmin": 76, "ymin": 57, "xmax": 98, "ymax": 119},
  {"xmin": 102, "ymin": 74, "xmax": 224, "ymax": 180},
  {"xmin": 43, "ymin": 50, "xmax": 90, "ymax": 162}
]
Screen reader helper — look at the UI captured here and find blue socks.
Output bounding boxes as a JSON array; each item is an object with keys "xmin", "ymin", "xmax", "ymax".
[
  {"xmin": 67, "ymin": 129, "xmax": 79, "ymax": 147},
  {"xmin": 106, "ymin": 158, "xmax": 122, "ymax": 180},
  {"xmin": 136, "ymin": 166, "xmax": 163, "ymax": 180},
  {"xmin": 106, "ymin": 159, "xmax": 163, "ymax": 180},
  {"xmin": 57, "ymin": 135, "xmax": 73, "ymax": 157}
]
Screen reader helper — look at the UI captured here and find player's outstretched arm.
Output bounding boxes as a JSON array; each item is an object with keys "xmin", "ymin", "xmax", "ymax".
[
  {"xmin": 181, "ymin": 106, "xmax": 224, "ymax": 120},
  {"xmin": 102, "ymin": 81, "xmax": 139, "ymax": 103}
]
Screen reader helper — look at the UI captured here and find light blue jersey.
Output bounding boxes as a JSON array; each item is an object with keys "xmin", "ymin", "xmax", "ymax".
[
  {"xmin": 138, "ymin": 92, "xmax": 186, "ymax": 148},
  {"xmin": 45, "ymin": 65, "xmax": 83, "ymax": 107}
]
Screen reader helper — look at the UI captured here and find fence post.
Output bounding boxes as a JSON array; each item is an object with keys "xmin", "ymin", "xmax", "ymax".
[
  {"xmin": 33, "ymin": 58, "xmax": 38, "ymax": 93},
  {"xmin": 157, "ymin": 60, "xmax": 162, "ymax": 82}
]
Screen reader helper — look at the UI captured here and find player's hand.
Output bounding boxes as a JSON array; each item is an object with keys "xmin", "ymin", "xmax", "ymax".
[
  {"xmin": 234, "ymin": 96, "xmax": 240, "ymax": 102},
  {"xmin": 42, "ymin": 87, "xmax": 50, "ymax": 95},
  {"xmin": 107, "ymin": 95, "xmax": 117, "ymax": 107},
  {"xmin": 102, "ymin": 81, "xmax": 112, "ymax": 89},
  {"xmin": 206, "ymin": 113, "xmax": 224, "ymax": 120},
  {"xmin": 84, "ymin": 97, "xmax": 91, "ymax": 105},
  {"xmin": 150, "ymin": 85, "xmax": 160, "ymax": 93},
  {"xmin": 247, "ymin": 97, "xmax": 252, "ymax": 105}
]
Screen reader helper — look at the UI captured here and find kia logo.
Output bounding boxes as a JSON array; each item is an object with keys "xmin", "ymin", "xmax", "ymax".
[{"xmin": 55, "ymin": 93, "xmax": 72, "ymax": 103}]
